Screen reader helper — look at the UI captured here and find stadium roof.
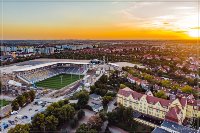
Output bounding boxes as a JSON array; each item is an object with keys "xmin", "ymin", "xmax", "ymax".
[{"xmin": 13, "ymin": 61, "xmax": 89, "ymax": 72}]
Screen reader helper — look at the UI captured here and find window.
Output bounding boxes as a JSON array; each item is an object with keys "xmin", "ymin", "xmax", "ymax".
[{"xmin": 149, "ymin": 111, "xmax": 151, "ymax": 114}]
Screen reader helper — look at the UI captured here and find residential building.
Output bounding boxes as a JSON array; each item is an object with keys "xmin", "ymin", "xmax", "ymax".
[{"xmin": 117, "ymin": 87, "xmax": 200, "ymax": 125}]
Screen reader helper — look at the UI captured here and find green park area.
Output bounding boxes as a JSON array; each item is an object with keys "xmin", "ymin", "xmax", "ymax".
[{"xmin": 0, "ymin": 99, "xmax": 10, "ymax": 108}]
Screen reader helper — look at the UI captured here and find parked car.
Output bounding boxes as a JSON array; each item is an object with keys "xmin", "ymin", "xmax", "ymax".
[
  {"xmin": 11, "ymin": 111, "xmax": 18, "ymax": 115},
  {"xmin": 8, "ymin": 120, "xmax": 15, "ymax": 125},
  {"xmin": 22, "ymin": 115, "xmax": 28, "ymax": 119},
  {"xmin": 1, "ymin": 123, "xmax": 9, "ymax": 129}
]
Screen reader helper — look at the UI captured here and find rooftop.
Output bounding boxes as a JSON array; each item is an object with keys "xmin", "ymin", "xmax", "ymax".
[
  {"xmin": 0, "ymin": 58, "xmax": 90, "ymax": 73},
  {"xmin": 152, "ymin": 127, "xmax": 170, "ymax": 133},
  {"xmin": 161, "ymin": 120, "xmax": 198, "ymax": 133}
]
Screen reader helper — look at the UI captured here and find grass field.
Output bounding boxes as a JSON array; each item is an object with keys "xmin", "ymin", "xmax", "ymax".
[
  {"xmin": 0, "ymin": 99, "xmax": 10, "ymax": 108},
  {"xmin": 35, "ymin": 74, "xmax": 84, "ymax": 89}
]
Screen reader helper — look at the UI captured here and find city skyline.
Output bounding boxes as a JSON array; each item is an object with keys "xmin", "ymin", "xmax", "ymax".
[{"xmin": 1, "ymin": 0, "xmax": 199, "ymax": 40}]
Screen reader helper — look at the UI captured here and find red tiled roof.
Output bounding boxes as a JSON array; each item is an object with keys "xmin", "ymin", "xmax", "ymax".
[
  {"xmin": 132, "ymin": 91, "xmax": 144, "ymax": 100},
  {"xmin": 187, "ymin": 99, "xmax": 200, "ymax": 107},
  {"xmin": 118, "ymin": 87, "xmax": 134, "ymax": 97},
  {"xmin": 165, "ymin": 106, "xmax": 180, "ymax": 123},
  {"xmin": 118, "ymin": 87, "xmax": 171, "ymax": 107},
  {"xmin": 146, "ymin": 95, "xmax": 171, "ymax": 107},
  {"xmin": 180, "ymin": 98, "xmax": 187, "ymax": 107}
]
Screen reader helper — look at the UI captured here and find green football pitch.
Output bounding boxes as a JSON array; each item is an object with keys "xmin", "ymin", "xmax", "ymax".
[
  {"xmin": 0, "ymin": 99, "xmax": 10, "ymax": 108},
  {"xmin": 35, "ymin": 74, "xmax": 84, "ymax": 89}
]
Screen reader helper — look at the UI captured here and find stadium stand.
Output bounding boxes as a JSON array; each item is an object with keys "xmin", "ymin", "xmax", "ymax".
[{"xmin": 17, "ymin": 65, "xmax": 87, "ymax": 84}]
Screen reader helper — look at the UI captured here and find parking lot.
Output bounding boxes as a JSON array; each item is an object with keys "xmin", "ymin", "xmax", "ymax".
[{"xmin": 1, "ymin": 99, "xmax": 53, "ymax": 132}]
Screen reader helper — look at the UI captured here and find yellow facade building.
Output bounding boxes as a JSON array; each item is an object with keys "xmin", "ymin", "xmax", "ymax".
[{"xmin": 117, "ymin": 87, "xmax": 200, "ymax": 124}]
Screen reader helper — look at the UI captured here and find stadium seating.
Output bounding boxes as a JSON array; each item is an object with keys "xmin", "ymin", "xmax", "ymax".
[{"xmin": 18, "ymin": 66, "xmax": 86, "ymax": 84}]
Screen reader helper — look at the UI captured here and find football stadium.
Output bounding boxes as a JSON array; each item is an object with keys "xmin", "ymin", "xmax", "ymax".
[{"xmin": 12, "ymin": 59, "xmax": 90, "ymax": 89}]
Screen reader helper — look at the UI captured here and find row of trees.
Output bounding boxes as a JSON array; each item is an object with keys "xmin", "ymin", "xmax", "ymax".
[{"xmin": 11, "ymin": 90, "xmax": 35, "ymax": 111}]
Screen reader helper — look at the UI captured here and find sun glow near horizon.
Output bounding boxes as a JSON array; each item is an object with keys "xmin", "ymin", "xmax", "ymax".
[{"xmin": 1, "ymin": 1, "xmax": 199, "ymax": 40}]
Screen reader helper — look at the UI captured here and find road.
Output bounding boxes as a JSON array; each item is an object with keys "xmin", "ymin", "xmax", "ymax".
[{"xmin": 0, "ymin": 95, "xmax": 15, "ymax": 101}]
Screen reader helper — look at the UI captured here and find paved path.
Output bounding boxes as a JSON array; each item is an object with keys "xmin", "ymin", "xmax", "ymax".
[{"xmin": 107, "ymin": 98, "xmax": 117, "ymax": 113}]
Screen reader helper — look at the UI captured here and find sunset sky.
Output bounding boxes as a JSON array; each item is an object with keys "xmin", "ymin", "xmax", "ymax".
[{"xmin": 1, "ymin": 0, "xmax": 199, "ymax": 40}]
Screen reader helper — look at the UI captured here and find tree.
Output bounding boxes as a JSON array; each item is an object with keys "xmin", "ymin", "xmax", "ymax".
[
  {"xmin": 77, "ymin": 109, "xmax": 85, "ymax": 120},
  {"xmin": 143, "ymin": 74, "xmax": 153, "ymax": 82},
  {"xmin": 29, "ymin": 90, "xmax": 36, "ymax": 102},
  {"xmin": 160, "ymin": 80, "xmax": 171, "ymax": 88},
  {"xmin": 87, "ymin": 115, "xmax": 103, "ymax": 131},
  {"xmin": 107, "ymin": 111, "xmax": 119, "ymax": 124},
  {"xmin": 105, "ymin": 92, "xmax": 116, "ymax": 97},
  {"xmin": 31, "ymin": 113, "xmax": 46, "ymax": 132},
  {"xmin": 99, "ymin": 112, "xmax": 107, "ymax": 121},
  {"xmin": 45, "ymin": 104, "xmax": 58, "ymax": 116},
  {"xmin": 16, "ymin": 95, "xmax": 26, "ymax": 107},
  {"xmin": 99, "ymin": 74, "xmax": 108, "ymax": 83},
  {"xmin": 154, "ymin": 90, "xmax": 168, "ymax": 99},
  {"xmin": 90, "ymin": 85, "xmax": 96, "ymax": 94},
  {"xmin": 76, "ymin": 90, "xmax": 89, "ymax": 108},
  {"xmin": 45, "ymin": 115, "xmax": 59, "ymax": 131},
  {"xmin": 23, "ymin": 92, "xmax": 31, "ymax": 103},
  {"xmin": 11, "ymin": 100, "xmax": 20, "ymax": 111},
  {"xmin": 192, "ymin": 117, "xmax": 200, "ymax": 129},
  {"xmin": 123, "ymin": 107, "xmax": 133, "ymax": 125},
  {"xmin": 181, "ymin": 85, "xmax": 193, "ymax": 94},
  {"xmin": 76, "ymin": 123, "xmax": 98, "ymax": 133},
  {"xmin": 8, "ymin": 124, "xmax": 30, "ymax": 133},
  {"xmin": 102, "ymin": 96, "xmax": 113, "ymax": 106},
  {"xmin": 171, "ymin": 84, "xmax": 180, "ymax": 90},
  {"xmin": 58, "ymin": 104, "xmax": 75, "ymax": 123},
  {"xmin": 70, "ymin": 116, "xmax": 78, "ymax": 128},
  {"xmin": 120, "ymin": 84, "xmax": 126, "ymax": 89}
]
